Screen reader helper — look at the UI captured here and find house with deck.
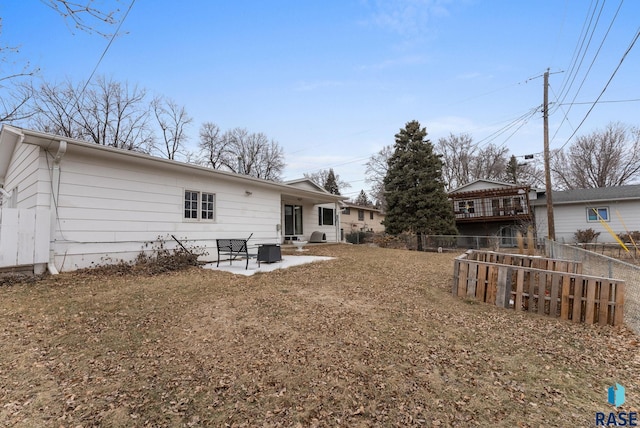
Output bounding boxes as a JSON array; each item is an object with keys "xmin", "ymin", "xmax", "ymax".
[
  {"xmin": 448, "ymin": 179, "xmax": 538, "ymax": 246},
  {"xmin": 0, "ymin": 125, "xmax": 346, "ymax": 274}
]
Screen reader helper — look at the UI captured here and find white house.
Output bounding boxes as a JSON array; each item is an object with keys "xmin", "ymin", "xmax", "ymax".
[
  {"xmin": 532, "ymin": 185, "xmax": 640, "ymax": 243},
  {"xmin": 0, "ymin": 125, "xmax": 346, "ymax": 273}
]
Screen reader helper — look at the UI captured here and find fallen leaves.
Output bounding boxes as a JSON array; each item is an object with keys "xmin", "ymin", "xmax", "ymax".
[{"xmin": 0, "ymin": 245, "xmax": 638, "ymax": 427}]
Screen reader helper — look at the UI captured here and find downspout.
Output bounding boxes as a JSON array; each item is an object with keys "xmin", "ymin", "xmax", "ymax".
[
  {"xmin": 48, "ymin": 140, "xmax": 67, "ymax": 275},
  {"xmin": 335, "ymin": 201, "xmax": 340, "ymax": 242}
]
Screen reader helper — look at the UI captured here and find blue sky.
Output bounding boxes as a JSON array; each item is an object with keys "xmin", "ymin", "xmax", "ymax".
[{"xmin": 2, "ymin": 0, "xmax": 639, "ymax": 199}]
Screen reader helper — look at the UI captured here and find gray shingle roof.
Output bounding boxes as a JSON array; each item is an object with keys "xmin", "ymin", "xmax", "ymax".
[{"xmin": 532, "ymin": 184, "xmax": 640, "ymax": 205}]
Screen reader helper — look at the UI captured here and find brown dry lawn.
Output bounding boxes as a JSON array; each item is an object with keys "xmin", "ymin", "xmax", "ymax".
[{"xmin": 0, "ymin": 244, "xmax": 638, "ymax": 427}]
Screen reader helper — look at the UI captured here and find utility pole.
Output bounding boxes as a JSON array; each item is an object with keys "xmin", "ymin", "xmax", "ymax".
[{"xmin": 543, "ymin": 68, "xmax": 555, "ymax": 240}]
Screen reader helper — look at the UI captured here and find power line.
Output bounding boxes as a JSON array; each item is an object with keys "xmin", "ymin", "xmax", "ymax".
[
  {"xmin": 551, "ymin": 0, "xmax": 624, "ymax": 121},
  {"xmin": 559, "ymin": 98, "xmax": 640, "ymax": 105},
  {"xmin": 555, "ymin": 0, "xmax": 604, "ymax": 105},
  {"xmin": 555, "ymin": 25, "xmax": 640, "ymax": 153},
  {"xmin": 76, "ymin": 0, "xmax": 137, "ymax": 99}
]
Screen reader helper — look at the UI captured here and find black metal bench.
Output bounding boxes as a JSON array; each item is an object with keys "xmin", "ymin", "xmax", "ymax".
[{"xmin": 216, "ymin": 239, "xmax": 258, "ymax": 270}]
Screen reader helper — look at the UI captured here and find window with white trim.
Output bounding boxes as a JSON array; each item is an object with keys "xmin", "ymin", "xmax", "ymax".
[
  {"xmin": 587, "ymin": 207, "xmax": 609, "ymax": 222},
  {"xmin": 318, "ymin": 207, "xmax": 334, "ymax": 226},
  {"xmin": 184, "ymin": 190, "xmax": 215, "ymax": 221}
]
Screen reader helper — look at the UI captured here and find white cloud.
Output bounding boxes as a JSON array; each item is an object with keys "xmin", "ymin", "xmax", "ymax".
[{"xmin": 361, "ymin": 0, "xmax": 452, "ymax": 37}]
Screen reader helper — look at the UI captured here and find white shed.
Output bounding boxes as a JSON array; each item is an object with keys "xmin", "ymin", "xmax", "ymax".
[{"xmin": 0, "ymin": 125, "xmax": 346, "ymax": 273}]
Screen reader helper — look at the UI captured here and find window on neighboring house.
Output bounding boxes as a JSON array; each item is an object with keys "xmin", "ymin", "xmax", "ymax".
[
  {"xmin": 587, "ymin": 207, "xmax": 609, "ymax": 222},
  {"xmin": 184, "ymin": 190, "xmax": 215, "ymax": 221},
  {"xmin": 370, "ymin": 211, "xmax": 374, "ymax": 220},
  {"xmin": 358, "ymin": 209, "xmax": 364, "ymax": 221},
  {"xmin": 342, "ymin": 207, "xmax": 351, "ymax": 215},
  {"xmin": 318, "ymin": 207, "xmax": 334, "ymax": 226}
]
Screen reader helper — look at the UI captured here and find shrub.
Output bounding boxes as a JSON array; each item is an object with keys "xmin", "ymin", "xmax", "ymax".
[
  {"xmin": 346, "ymin": 231, "xmax": 370, "ymax": 245},
  {"xmin": 372, "ymin": 233, "xmax": 407, "ymax": 249},
  {"xmin": 80, "ymin": 235, "xmax": 208, "ymax": 276},
  {"xmin": 574, "ymin": 228, "xmax": 601, "ymax": 243},
  {"xmin": 618, "ymin": 231, "xmax": 640, "ymax": 243}
]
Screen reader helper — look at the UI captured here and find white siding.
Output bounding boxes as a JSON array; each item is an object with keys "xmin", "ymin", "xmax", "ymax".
[
  {"xmin": 536, "ymin": 201, "xmax": 640, "ymax": 243},
  {"xmin": 3, "ymin": 143, "xmax": 49, "ymax": 209},
  {"xmin": 312, "ymin": 203, "xmax": 340, "ymax": 242},
  {"xmin": 0, "ymin": 208, "xmax": 49, "ymax": 268},
  {"xmin": 51, "ymin": 150, "xmax": 283, "ymax": 270}
]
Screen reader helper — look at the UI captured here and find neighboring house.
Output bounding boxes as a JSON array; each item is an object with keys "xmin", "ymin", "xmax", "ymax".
[
  {"xmin": 340, "ymin": 203, "xmax": 385, "ymax": 239},
  {"xmin": 532, "ymin": 185, "xmax": 640, "ymax": 244},
  {"xmin": 0, "ymin": 125, "xmax": 346, "ymax": 273},
  {"xmin": 448, "ymin": 179, "xmax": 538, "ymax": 245}
]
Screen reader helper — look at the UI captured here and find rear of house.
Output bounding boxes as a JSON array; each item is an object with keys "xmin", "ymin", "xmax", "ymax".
[
  {"xmin": 532, "ymin": 185, "xmax": 640, "ymax": 243},
  {"xmin": 0, "ymin": 126, "xmax": 345, "ymax": 273},
  {"xmin": 448, "ymin": 179, "xmax": 537, "ymax": 246},
  {"xmin": 339, "ymin": 203, "xmax": 385, "ymax": 240}
]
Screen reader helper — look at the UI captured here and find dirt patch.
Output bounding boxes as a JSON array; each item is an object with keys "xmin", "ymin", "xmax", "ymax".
[{"xmin": 0, "ymin": 244, "xmax": 638, "ymax": 427}]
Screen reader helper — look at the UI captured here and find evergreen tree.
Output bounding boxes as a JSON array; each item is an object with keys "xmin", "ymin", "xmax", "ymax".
[
  {"xmin": 324, "ymin": 168, "xmax": 340, "ymax": 195},
  {"xmin": 383, "ymin": 120, "xmax": 457, "ymax": 250},
  {"xmin": 354, "ymin": 190, "xmax": 372, "ymax": 206},
  {"xmin": 506, "ymin": 155, "xmax": 519, "ymax": 184}
]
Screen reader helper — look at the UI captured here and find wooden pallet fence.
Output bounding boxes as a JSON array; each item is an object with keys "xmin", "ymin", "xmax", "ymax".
[
  {"xmin": 465, "ymin": 250, "xmax": 582, "ymax": 274},
  {"xmin": 452, "ymin": 250, "xmax": 625, "ymax": 326}
]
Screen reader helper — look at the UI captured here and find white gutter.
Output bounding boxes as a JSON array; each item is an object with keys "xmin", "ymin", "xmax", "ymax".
[
  {"xmin": 48, "ymin": 140, "xmax": 67, "ymax": 275},
  {"xmin": 335, "ymin": 201, "xmax": 340, "ymax": 242}
]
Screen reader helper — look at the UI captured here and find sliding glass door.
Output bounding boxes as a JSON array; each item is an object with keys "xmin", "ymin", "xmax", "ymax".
[{"xmin": 284, "ymin": 204, "xmax": 303, "ymax": 236}]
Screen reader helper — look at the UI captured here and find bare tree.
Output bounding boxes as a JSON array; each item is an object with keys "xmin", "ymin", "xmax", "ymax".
[
  {"xmin": 436, "ymin": 133, "xmax": 474, "ymax": 189},
  {"xmin": 198, "ymin": 122, "xmax": 231, "ymax": 169},
  {"xmin": 1, "ymin": 2, "xmax": 122, "ymax": 124},
  {"xmin": 29, "ymin": 76, "xmax": 154, "ymax": 151},
  {"xmin": 0, "ymin": 20, "xmax": 38, "ymax": 123},
  {"xmin": 41, "ymin": 0, "xmax": 124, "ymax": 37},
  {"xmin": 552, "ymin": 122, "xmax": 640, "ymax": 190},
  {"xmin": 304, "ymin": 168, "xmax": 351, "ymax": 194},
  {"xmin": 364, "ymin": 145, "xmax": 392, "ymax": 208},
  {"xmin": 198, "ymin": 126, "xmax": 285, "ymax": 181},
  {"xmin": 436, "ymin": 134, "xmax": 511, "ymax": 190},
  {"xmin": 151, "ymin": 96, "xmax": 192, "ymax": 160},
  {"xmin": 470, "ymin": 143, "xmax": 510, "ymax": 183},
  {"xmin": 229, "ymin": 129, "xmax": 285, "ymax": 180}
]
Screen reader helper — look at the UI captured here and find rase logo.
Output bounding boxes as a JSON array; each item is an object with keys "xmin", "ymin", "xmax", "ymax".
[{"xmin": 595, "ymin": 383, "xmax": 637, "ymax": 427}]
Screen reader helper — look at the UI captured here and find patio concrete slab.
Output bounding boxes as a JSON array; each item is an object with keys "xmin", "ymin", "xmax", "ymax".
[{"xmin": 203, "ymin": 255, "xmax": 334, "ymax": 276}]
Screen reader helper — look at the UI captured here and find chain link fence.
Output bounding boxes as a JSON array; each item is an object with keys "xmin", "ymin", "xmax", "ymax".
[
  {"xmin": 361, "ymin": 233, "xmax": 640, "ymax": 334},
  {"xmin": 545, "ymin": 238, "xmax": 640, "ymax": 335}
]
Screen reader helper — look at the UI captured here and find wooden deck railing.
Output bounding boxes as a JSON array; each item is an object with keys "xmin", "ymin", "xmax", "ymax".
[{"xmin": 452, "ymin": 250, "xmax": 625, "ymax": 326}]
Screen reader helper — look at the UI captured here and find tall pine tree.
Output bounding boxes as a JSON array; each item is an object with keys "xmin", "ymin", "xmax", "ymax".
[
  {"xmin": 354, "ymin": 190, "xmax": 372, "ymax": 206},
  {"xmin": 323, "ymin": 168, "xmax": 340, "ymax": 195},
  {"xmin": 383, "ymin": 120, "xmax": 457, "ymax": 250}
]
